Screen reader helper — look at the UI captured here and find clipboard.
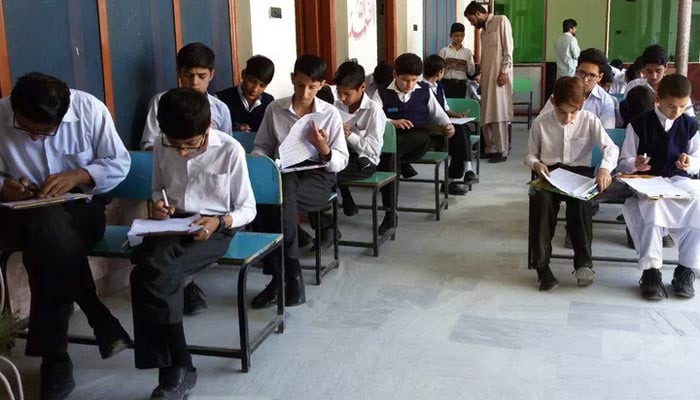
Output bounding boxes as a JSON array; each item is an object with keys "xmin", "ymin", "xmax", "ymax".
[{"xmin": 0, "ymin": 193, "xmax": 93, "ymax": 210}]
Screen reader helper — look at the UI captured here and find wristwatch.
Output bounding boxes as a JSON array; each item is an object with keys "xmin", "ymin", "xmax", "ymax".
[{"xmin": 215, "ymin": 215, "xmax": 227, "ymax": 233}]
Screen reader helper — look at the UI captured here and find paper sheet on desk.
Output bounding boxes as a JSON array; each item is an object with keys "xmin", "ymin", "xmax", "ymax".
[
  {"xmin": 278, "ymin": 112, "xmax": 323, "ymax": 169},
  {"xmin": 0, "ymin": 193, "xmax": 93, "ymax": 209}
]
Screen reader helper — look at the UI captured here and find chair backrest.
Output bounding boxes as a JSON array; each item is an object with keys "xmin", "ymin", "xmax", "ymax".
[
  {"xmin": 232, "ymin": 131, "xmax": 256, "ymax": 153},
  {"xmin": 591, "ymin": 128, "xmax": 626, "ymax": 167},
  {"xmin": 109, "ymin": 151, "xmax": 153, "ymax": 200},
  {"xmin": 246, "ymin": 154, "xmax": 282, "ymax": 205},
  {"xmin": 445, "ymin": 98, "xmax": 480, "ymax": 124},
  {"xmin": 513, "ymin": 77, "xmax": 533, "ymax": 93},
  {"xmin": 610, "ymin": 93, "xmax": 624, "ymax": 102},
  {"xmin": 382, "ymin": 122, "xmax": 397, "ymax": 154}
]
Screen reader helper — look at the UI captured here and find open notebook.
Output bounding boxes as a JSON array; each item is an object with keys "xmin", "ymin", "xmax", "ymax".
[
  {"xmin": 530, "ymin": 168, "xmax": 599, "ymax": 201},
  {"xmin": 619, "ymin": 176, "xmax": 692, "ymax": 200}
]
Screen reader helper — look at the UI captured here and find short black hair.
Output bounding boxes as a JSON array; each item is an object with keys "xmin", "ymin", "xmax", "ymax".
[
  {"xmin": 610, "ymin": 59, "xmax": 624, "ymax": 70},
  {"xmin": 622, "ymin": 85, "xmax": 655, "ymax": 121},
  {"xmin": 334, "ymin": 61, "xmax": 366, "ymax": 89},
  {"xmin": 450, "ymin": 22, "xmax": 465, "ymax": 35},
  {"xmin": 11, "ymin": 72, "xmax": 70, "ymax": 126},
  {"xmin": 467, "ymin": 65, "xmax": 481, "ymax": 80},
  {"xmin": 394, "ymin": 53, "xmax": 422, "ymax": 76},
  {"xmin": 577, "ymin": 48, "xmax": 608, "ymax": 73},
  {"xmin": 600, "ymin": 64, "xmax": 614, "ymax": 86},
  {"xmin": 464, "ymin": 1, "xmax": 487, "ymax": 16},
  {"xmin": 657, "ymin": 74, "xmax": 692, "ymax": 99},
  {"xmin": 294, "ymin": 54, "xmax": 326, "ymax": 82},
  {"xmin": 315, "ymin": 85, "xmax": 334, "ymax": 104},
  {"xmin": 562, "ymin": 19, "xmax": 577, "ymax": 33},
  {"xmin": 640, "ymin": 44, "xmax": 668, "ymax": 67},
  {"xmin": 626, "ymin": 57, "xmax": 643, "ymax": 82},
  {"xmin": 157, "ymin": 88, "xmax": 211, "ymax": 140},
  {"xmin": 177, "ymin": 42, "xmax": 215, "ymax": 70},
  {"xmin": 244, "ymin": 55, "xmax": 275, "ymax": 84},
  {"xmin": 423, "ymin": 54, "xmax": 446, "ymax": 79},
  {"xmin": 373, "ymin": 62, "xmax": 394, "ymax": 87}
]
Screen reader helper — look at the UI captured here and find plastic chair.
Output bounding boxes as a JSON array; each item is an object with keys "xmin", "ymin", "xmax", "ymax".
[
  {"xmin": 446, "ymin": 98, "xmax": 482, "ymax": 180},
  {"xmin": 513, "ymin": 77, "xmax": 534, "ymax": 129},
  {"xmin": 232, "ymin": 131, "xmax": 256, "ymax": 153}
]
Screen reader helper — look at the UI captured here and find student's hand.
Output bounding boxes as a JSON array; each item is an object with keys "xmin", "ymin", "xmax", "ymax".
[
  {"xmin": 342, "ymin": 122, "xmax": 352, "ymax": 138},
  {"xmin": 307, "ymin": 120, "xmax": 331, "ymax": 156},
  {"xmin": 39, "ymin": 169, "xmax": 91, "ymax": 198},
  {"xmin": 497, "ymin": 72, "xmax": 508, "ymax": 87},
  {"xmin": 390, "ymin": 119, "xmax": 414, "ymax": 130},
  {"xmin": 634, "ymin": 154, "xmax": 652, "ymax": 172},
  {"xmin": 152, "ymin": 199, "xmax": 175, "ymax": 220},
  {"xmin": 442, "ymin": 124, "xmax": 455, "ymax": 138},
  {"xmin": 0, "ymin": 177, "xmax": 36, "ymax": 202},
  {"xmin": 596, "ymin": 168, "xmax": 612, "ymax": 192},
  {"xmin": 191, "ymin": 216, "xmax": 219, "ymax": 241},
  {"xmin": 238, "ymin": 124, "xmax": 251, "ymax": 132},
  {"xmin": 533, "ymin": 162, "xmax": 550, "ymax": 178},
  {"xmin": 461, "ymin": 110, "xmax": 470, "ymax": 117},
  {"xmin": 676, "ymin": 153, "xmax": 691, "ymax": 171}
]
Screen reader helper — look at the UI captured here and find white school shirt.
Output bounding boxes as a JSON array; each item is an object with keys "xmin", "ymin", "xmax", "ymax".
[
  {"xmin": 617, "ymin": 107, "xmax": 700, "ymax": 175},
  {"xmin": 554, "ymin": 32, "xmax": 580, "ymax": 78},
  {"xmin": 380, "ymin": 80, "xmax": 451, "ymax": 126},
  {"xmin": 525, "ymin": 109, "xmax": 619, "ymax": 172},
  {"xmin": 252, "ymin": 96, "xmax": 349, "ymax": 173},
  {"xmin": 540, "ymin": 84, "xmax": 616, "ymax": 129},
  {"xmin": 334, "ymin": 93, "xmax": 385, "ymax": 165},
  {"xmin": 152, "ymin": 128, "xmax": 256, "ymax": 228},
  {"xmin": 140, "ymin": 91, "xmax": 233, "ymax": 150},
  {"xmin": 0, "ymin": 89, "xmax": 130, "ymax": 194},
  {"xmin": 624, "ymin": 78, "xmax": 695, "ymax": 117},
  {"xmin": 439, "ymin": 44, "xmax": 476, "ymax": 80}
]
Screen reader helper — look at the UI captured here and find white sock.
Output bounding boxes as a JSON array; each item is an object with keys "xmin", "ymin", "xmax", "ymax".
[{"xmin": 465, "ymin": 161, "xmax": 474, "ymax": 172}]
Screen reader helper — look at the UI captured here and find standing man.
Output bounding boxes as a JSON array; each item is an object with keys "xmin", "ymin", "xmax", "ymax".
[
  {"xmin": 464, "ymin": 1, "xmax": 513, "ymax": 163},
  {"xmin": 555, "ymin": 19, "xmax": 580, "ymax": 78}
]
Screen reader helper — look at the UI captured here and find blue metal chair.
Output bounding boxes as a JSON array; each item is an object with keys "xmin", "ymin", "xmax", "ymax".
[{"xmin": 232, "ymin": 131, "xmax": 256, "ymax": 153}]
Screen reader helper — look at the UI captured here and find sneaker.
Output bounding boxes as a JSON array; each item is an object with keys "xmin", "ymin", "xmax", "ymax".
[
  {"xmin": 671, "ymin": 265, "xmax": 695, "ymax": 298},
  {"xmin": 662, "ymin": 234, "xmax": 675, "ymax": 248},
  {"xmin": 441, "ymin": 181, "xmax": 468, "ymax": 196},
  {"xmin": 574, "ymin": 267, "xmax": 595, "ymax": 287},
  {"xmin": 639, "ymin": 268, "xmax": 666, "ymax": 300},
  {"xmin": 537, "ymin": 266, "xmax": 559, "ymax": 291},
  {"xmin": 183, "ymin": 282, "xmax": 208, "ymax": 315},
  {"xmin": 564, "ymin": 231, "xmax": 572, "ymax": 249},
  {"xmin": 464, "ymin": 170, "xmax": 478, "ymax": 184}
]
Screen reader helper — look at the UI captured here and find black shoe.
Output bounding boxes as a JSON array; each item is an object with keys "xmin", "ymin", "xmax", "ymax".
[
  {"xmin": 93, "ymin": 317, "xmax": 132, "ymax": 359},
  {"xmin": 672, "ymin": 265, "xmax": 695, "ymax": 298},
  {"xmin": 150, "ymin": 366, "xmax": 197, "ymax": 400},
  {"xmin": 251, "ymin": 278, "xmax": 278, "ymax": 309},
  {"xmin": 378, "ymin": 212, "xmax": 396, "ymax": 236},
  {"xmin": 480, "ymin": 152, "xmax": 497, "ymax": 159},
  {"xmin": 285, "ymin": 261, "xmax": 306, "ymax": 307},
  {"xmin": 183, "ymin": 282, "xmax": 208, "ymax": 316},
  {"xmin": 662, "ymin": 234, "xmax": 675, "ymax": 248},
  {"xmin": 464, "ymin": 170, "xmax": 478, "ymax": 184},
  {"xmin": 537, "ymin": 266, "xmax": 559, "ymax": 291},
  {"xmin": 40, "ymin": 357, "xmax": 75, "ymax": 400},
  {"xmin": 342, "ymin": 198, "xmax": 359, "ymax": 216},
  {"xmin": 298, "ymin": 227, "xmax": 312, "ymax": 248},
  {"xmin": 441, "ymin": 181, "xmax": 468, "ymax": 196},
  {"xmin": 488, "ymin": 154, "xmax": 507, "ymax": 163},
  {"xmin": 639, "ymin": 268, "xmax": 666, "ymax": 300},
  {"xmin": 401, "ymin": 164, "xmax": 418, "ymax": 179},
  {"xmin": 616, "ymin": 213, "xmax": 625, "ymax": 222}
]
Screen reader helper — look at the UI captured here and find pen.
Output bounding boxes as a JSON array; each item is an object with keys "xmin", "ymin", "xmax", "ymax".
[
  {"xmin": 161, "ymin": 188, "xmax": 170, "ymax": 208},
  {"xmin": 642, "ymin": 153, "xmax": 648, "ymax": 164},
  {"xmin": 0, "ymin": 171, "xmax": 39, "ymax": 196}
]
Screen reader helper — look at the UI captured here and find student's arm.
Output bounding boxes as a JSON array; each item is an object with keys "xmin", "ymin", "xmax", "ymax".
[
  {"xmin": 346, "ymin": 107, "xmax": 386, "ymax": 163},
  {"xmin": 591, "ymin": 116, "xmax": 619, "ymax": 172},
  {"xmin": 467, "ymin": 50, "xmax": 475, "ymax": 77},
  {"xmin": 684, "ymin": 98, "xmax": 696, "ymax": 117},
  {"xmin": 251, "ymin": 104, "xmax": 277, "ymax": 157},
  {"xmin": 217, "ymin": 102, "xmax": 233, "ymax": 134},
  {"xmin": 599, "ymin": 95, "xmax": 616, "ymax": 129},
  {"xmin": 140, "ymin": 94, "xmax": 160, "ymax": 150},
  {"xmin": 426, "ymin": 91, "xmax": 455, "ymax": 136},
  {"xmin": 321, "ymin": 109, "xmax": 350, "ymax": 173},
  {"xmin": 524, "ymin": 119, "xmax": 543, "ymax": 171},
  {"xmin": 617, "ymin": 124, "xmax": 641, "ymax": 174},
  {"xmin": 679, "ymin": 126, "xmax": 700, "ymax": 174},
  {"xmin": 226, "ymin": 144, "xmax": 257, "ymax": 228}
]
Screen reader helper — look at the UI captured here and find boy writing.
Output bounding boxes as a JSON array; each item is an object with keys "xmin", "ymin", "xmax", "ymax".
[
  {"xmin": 216, "ymin": 55, "xmax": 275, "ymax": 132},
  {"xmin": 526, "ymin": 77, "xmax": 619, "ymax": 291},
  {"xmin": 131, "ymin": 88, "xmax": 256, "ymax": 398},
  {"xmin": 617, "ymin": 74, "xmax": 699, "ymax": 300},
  {"xmin": 251, "ymin": 54, "xmax": 349, "ymax": 309}
]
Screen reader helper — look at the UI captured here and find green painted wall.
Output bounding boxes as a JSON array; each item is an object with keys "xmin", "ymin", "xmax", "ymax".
[{"xmin": 545, "ymin": 0, "xmax": 608, "ymax": 62}]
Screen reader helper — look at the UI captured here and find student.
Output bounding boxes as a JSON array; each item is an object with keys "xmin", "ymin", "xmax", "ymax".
[
  {"xmin": 216, "ymin": 55, "xmax": 275, "ymax": 132},
  {"xmin": 541, "ymin": 48, "xmax": 616, "ymax": 129},
  {"xmin": 0, "ymin": 72, "xmax": 131, "ymax": 399},
  {"xmin": 422, "ymin": 54, "xmax": 477, "ymax": 195},
  {"xmin": 140, "ymin": 42, "xmax": 232, "ymax": 150},
  {"xmin": 526, "ymin": 77, "xmax": 619, "ymax": 291},
  {"xmin": 333, "ymin": 61, "xmax": 386, "ymax": 216},
  {"xmin": 555, "ymin": 18, "xmax": 580, "ymax": 78},
  {"xmin": 365, "ymin": 61, "xmax": 394, "ymax": 104},
  {"xmin": 617, "ymin": 74, "xmax": 699, "ymax": 300},
  {"xmin": 251, "ymin": 54, "xmax": 349, "ymax": 309},
  {"xmin": 609, "ymin": 58, "xmax": 627, "ymax": 95},
  {"xmin": 625, "ymin": 44, "xmax": 694, "ymax": 117},
  {"xmin": 618, "ymin": 85, "xmax": 655, "ymax": 128},
  {"xmin": 467, "ymin": 67, "xmax": 481, "ymax": 101},
  {"xmin": 438, "ymin": 22, "xmax": 476, "ymax": 98},
  {"xmin": 375, "ymin": 52, "xmax": 455, "ymax": 235},
  {"xmin": 600, "ymin": 64, "xmax": 614, "ymax": 94},
  {"xmin": 130, "ymin": 88, "xmax": 256, "ymax": 399}
]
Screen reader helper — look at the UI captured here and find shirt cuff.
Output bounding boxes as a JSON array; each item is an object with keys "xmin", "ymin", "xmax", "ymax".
[
  {"xmin": 346, "ymin": 132, "xmax": 362, "ymax": 148},
  {"xmin": 81, "ymin": 165, "xmax": 103, "ymax": 193}
]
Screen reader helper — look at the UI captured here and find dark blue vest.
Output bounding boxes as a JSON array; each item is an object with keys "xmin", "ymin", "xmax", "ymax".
[
  {"xmin": 379, "ymin": 83, "xmax": 431, "ymax": 128},
  {"xmin": 216, "ymin": 86, "xmax": 274, "ymax": 132},
  {"xmin": 419, "ymin": 81, "xmax": 446, "ymax": 111},
  {"xmin": 630, "ymin": 110, "xmax": 698, "ymax": 177}
]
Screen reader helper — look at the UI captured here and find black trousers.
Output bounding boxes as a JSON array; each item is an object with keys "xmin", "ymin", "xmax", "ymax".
[
  {"xmin": 255, "ymin": 169, "xmax": 335, "ymax": 273},
  {"xmin": 530, "ymin": 166, "xmax": 594, "ymax": 271},
  {"xmin": 130, "ymin": 232, "xmax": 233, "ymax": 369},
  {"xmin": 0, "ymin": 197, "xmax": 110, "ymax": 357},
  {"xmin": 431, "ymin": 124, "xmax": 473, "ymax": 179},
  {"xmin": 338, "ymin": 152, "xmax": 377, "ymax": 203},
  {"xmin": 442, "ymin": 79, "xmax": 468, "ymax": 99},
  {"xmin": 378, "ymin": 127, "xmax": 431, "ymax": 210}
]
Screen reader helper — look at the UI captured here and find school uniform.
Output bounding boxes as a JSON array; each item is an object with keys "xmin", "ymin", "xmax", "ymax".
[
  {"xmin": 439, "ymin": 43, "xmax": 476, "ymax": 98},
  {"xmin": 335, "ymin": 93, "xmax": 385, "ymax": 182},
  {"xmin": 0, "ymin": 89, "xmax": 131, "ymax": 357},
  {"xmin": 130, "ymin": 128, "xmax": 256, "ymax": 368},
  {"xmin": 625, "ymin": 78, "xmax": 695, "ymax": 117},
  {"xmin": 540, "ymin": 84, "xmax": 617, "ymax": 129},
  {"xmin": 140, "ymin": 91, "xmax": 233, "ymax": 150},
  {"xmin": 525, "ymin": 109, "xmax": 619, "ymax": 271},
  {"xmin": 216, "ymin": 85, "xmax": 274, "ymax": 132},
  {"xmin": 618, "ymin": 109, "xmax": 700, "ymax": 271}
]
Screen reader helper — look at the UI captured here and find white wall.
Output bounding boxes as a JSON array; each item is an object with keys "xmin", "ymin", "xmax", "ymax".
[
  {"xmin": 397, "ymin": 0, "xmax": 423, "ymax": 56},
  {"xmin": 345, "ymin": 0, "xmax": 379, "ymax": 73},
  {"xmin": 237, "ymin": 0, "xmax": 297, "ymax": 98}
]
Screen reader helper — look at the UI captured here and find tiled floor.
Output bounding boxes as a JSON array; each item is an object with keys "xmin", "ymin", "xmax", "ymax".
[{"xmin": 8, "ymin": 123, "xmax": 700, "ymax": 400}]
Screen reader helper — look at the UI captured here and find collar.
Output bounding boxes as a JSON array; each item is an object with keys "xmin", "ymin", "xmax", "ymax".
[
  {"xmin": 281, "ymin": 96, "xmax": 325, "ymax": 117},
  {"xmin": 423, "ymin": 80, "xmax": 438, "ymax": 90},
  {"xmin": 388, "ymin": 80, "xmax": 418, "ymax": 96},
  {"xmin": 236, "ymin": 85, "xmax": 262, "ymax": 109},
  {"xmin": 588, "ymin": 84, "xmax": 604, "ymax": 100},
  {"xmin": 207, "ymin": 128, "xmax": 223, "ymax": 147},
  {"xmin": 654, "ymin": 106, "xmax": 676, "ymax": 132},
  {"xmin": 336, "ymin": 93, "xmax": 372, "ymax": 114},
  {"xmin": 448, "ymin": 43, "xmax": 463, "ymax": 51},
  {"xmin": 485, "ymin": 13, "xmax": 494, "ymax": 28}
]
